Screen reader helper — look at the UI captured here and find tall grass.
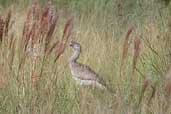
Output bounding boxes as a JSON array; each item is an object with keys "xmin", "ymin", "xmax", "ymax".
[{"xmin": 0, "ymin": 0, "xmax": 171, "ymax": 114}]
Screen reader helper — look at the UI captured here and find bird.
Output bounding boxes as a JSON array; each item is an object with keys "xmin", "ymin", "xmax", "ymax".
[{"xmin": 69, "ymin": 41, "xmax": 112, "ymax": 92}]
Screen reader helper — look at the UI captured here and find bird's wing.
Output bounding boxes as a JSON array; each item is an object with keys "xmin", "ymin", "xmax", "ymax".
[
  {"xmin": 74, "ymin": 63, "xmax": 100, "ymax": 81},
  {"xmin": 73, "ymin": 63, "xmax": 113, "ymax": 92}
]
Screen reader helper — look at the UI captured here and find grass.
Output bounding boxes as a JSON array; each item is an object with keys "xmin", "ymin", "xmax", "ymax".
[{"xmin": 0, "ymin": 0, "xmax": 171, "ymax": 114}]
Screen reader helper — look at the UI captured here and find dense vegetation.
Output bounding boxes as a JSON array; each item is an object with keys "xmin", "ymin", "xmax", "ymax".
[{"xmin": 0, "ymin": 0, "xmax": 171, "ymax": 114}]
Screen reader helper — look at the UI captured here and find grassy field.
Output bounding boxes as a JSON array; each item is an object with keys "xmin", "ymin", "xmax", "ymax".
[{"xmin": 0, "ymin": 0, "xmax": 171, "ymax": 114}]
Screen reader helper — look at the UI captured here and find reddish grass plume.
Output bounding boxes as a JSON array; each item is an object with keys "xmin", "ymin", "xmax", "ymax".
[
  {"xmin": 4, "ymin": 9, "xmax": 12, "ymax": 36},
  {"xmin": 54, "ymin": 17, "xmax": 73, "ymax": 62},
  {"xmin": 165, "ymin": 68, "xmax": 171, "ymax": 97},
  {"xmin": 120, "ymin": 26, "xmax": 134, "ymax": 78},
  {"xmin": 0, "ymin": 16, "xmax": 4, "ymax": 42},
  {"xmin": 132, "ymin": 37, "xmax": 141, "ymax": 77}
]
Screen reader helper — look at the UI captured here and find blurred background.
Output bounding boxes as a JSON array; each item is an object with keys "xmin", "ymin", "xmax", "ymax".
[{"xmin": 0, "ymin": 0, "xmax": 171, "ymax": 114}]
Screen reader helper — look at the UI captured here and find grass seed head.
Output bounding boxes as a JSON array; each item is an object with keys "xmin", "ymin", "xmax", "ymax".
[
  {"xmin": 120, "ymin": 26, "xmax": 134, "ymax": 78},
  {"xmin": 132, "ymin": 37, "xmax": 141, "ymax": 76},
  {"xmin": 54, "ymin": 17, "xmax": 73, "ymax": 62},
  {"xmin": 165, "ymin": 68, "xmax": 171, "ymax": 97},
  {"xmin": 62, "ymin": 17, "xmax": 73, "ymax": 40},
  {"xmin": 0, "ymin": 16, "xmax": 4, "ymax": 42},
  {"xmin": 45, "ymin": 16, "xmax": 58, "ymax": 53},
  {"xmin": 4, "ymin": 9, "xmax": 12, "ymax": 36}
]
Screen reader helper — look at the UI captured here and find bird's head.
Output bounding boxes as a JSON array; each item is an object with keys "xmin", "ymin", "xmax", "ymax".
[{"xmin": 69, "ymin": 41, "xmax": 81, "ymax": 52}]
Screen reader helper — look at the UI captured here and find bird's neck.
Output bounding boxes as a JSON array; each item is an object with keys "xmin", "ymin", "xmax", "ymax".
[{"xmin": 69, "ymin": 50, "xmax": 80, "ymax": 62}]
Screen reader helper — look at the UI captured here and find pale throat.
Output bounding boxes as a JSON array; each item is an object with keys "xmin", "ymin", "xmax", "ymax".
[{"xmin": 69, "ymin": 50, "xmax": 80, "ymax": 62}]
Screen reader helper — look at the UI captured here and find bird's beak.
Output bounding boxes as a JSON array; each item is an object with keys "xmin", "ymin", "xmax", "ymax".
[{"xmin": 69, "ymin": 42, "xmax": 73, "ymax": 47}]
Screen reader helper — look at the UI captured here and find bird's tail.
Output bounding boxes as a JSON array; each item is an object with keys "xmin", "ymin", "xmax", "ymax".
[{"xmin": 95, "ymin": 81, "xmax": 113, "ymax": 93}]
